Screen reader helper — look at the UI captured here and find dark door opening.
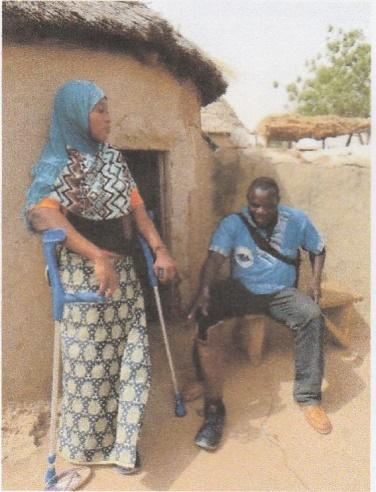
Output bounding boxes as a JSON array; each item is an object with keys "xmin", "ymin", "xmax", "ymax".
[
  {"xmin": 123, "ymin": 150, "xmax": 163, "ymax": 231},
  {"xmin": 122, "ymin": 150, "xmax": 173, "ymax": 322}
]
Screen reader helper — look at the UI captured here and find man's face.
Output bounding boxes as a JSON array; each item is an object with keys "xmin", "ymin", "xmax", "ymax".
[{"xmin": 247, "ymin": 187, "xmax": 279, "ymax": 228}]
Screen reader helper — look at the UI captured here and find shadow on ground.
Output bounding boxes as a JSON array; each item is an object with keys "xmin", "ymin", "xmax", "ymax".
[{"xmin": 2, "ymin": 307, "xmax": 369, "ymax": 490}]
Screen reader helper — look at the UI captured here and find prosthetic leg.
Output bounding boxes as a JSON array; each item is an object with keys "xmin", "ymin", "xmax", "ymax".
[
  {"xmin": 194, "ymin": 323, "xmax": 226, "ymax": 451},
  {"xmin": 181, "ymin": 339, "xmax": 205, "ymax": 402}
]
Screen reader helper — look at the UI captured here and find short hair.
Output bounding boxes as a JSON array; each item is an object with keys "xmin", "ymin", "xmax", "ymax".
[{"xmin": 247, "ymin": 176, "xmax": 280, "ymax": 199}]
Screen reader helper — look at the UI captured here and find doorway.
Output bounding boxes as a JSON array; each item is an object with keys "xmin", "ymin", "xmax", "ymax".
[
  {"xmin": 123, "ymin": 150, "xmax": 165, "ymax": 232},
  {"xmin": 122, "ymin": 150, "xmax": 176, "ymax": 321}
]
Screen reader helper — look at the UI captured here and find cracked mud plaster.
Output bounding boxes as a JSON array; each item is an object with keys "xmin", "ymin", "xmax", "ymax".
[{"xmin": 260, "ymin": 397, "xmax": 311, "ymax": 490}]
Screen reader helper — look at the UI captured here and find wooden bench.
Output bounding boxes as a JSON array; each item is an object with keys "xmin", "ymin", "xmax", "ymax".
[{"xmin": 238, "ymin": 281, "xmax": 363, "ymax": 366}]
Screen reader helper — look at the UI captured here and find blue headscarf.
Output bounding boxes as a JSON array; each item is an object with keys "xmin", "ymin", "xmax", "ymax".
[{"xmin": 25, "ymin": 80, "xmax": 105, "ymax": 208}]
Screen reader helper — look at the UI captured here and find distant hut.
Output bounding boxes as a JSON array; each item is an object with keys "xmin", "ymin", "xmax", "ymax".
[
  {"xmin": 201, "ymin": 97, "xmax": 254, "ymax": 149},
  {"xmin": 3, "ymin": 0, "xmax": 227, "ymax": 402}
]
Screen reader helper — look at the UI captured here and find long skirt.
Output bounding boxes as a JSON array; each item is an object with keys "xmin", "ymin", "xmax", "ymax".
[{"xmin": 56, "ymin": 248, "xmax": 151, "ymax": 469}]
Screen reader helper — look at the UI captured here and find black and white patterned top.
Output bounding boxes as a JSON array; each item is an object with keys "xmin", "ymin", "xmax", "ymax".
[{"xmin": 49, "ymin": 144, "xmax": 136, "ymax": 221}]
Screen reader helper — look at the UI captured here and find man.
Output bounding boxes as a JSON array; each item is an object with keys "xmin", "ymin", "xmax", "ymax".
[{"xmin": 187, "ymin": 176, "xmax": 331, "ymax": 451}]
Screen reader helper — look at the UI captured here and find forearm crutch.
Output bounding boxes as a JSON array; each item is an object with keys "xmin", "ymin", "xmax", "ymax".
[
  {"xmin": 137, "ymin": 223, "xmax": 186, "ymax": 418},
  {"xmin": 42, "ymin": 229, "xmax": 104, "ymax": 491}
]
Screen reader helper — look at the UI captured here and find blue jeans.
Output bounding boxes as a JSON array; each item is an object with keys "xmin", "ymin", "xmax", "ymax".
[{"xmin": 196, "ymin": 279, "xmax": 324, "ymax": 405}]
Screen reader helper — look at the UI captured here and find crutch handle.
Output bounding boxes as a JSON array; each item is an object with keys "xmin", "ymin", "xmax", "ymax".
[
  {"xmin": 42, "ymin": 228, "xmax": 105, "ymax": 321},
  {"xmin": 137, "ymin": 212, "xmax": 158, "ymax": 288}
]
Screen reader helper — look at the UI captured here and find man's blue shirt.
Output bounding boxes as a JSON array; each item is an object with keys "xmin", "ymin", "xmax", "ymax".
[{"xmin": 209, "ymin": 205, "xmax": 325, "ymax": 294}]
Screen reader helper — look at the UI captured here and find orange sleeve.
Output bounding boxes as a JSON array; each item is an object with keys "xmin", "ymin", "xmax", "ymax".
[
  {"xmin": 33, "ymin": 191, "xmax": 143, "ymax": 211},
  {"xmin": 130, "ymin": 188, "xmax": 144, "ymax": 209},
  {"xmin": 32, "ymin": 197, "xmax": 61, "ymax": 210}
]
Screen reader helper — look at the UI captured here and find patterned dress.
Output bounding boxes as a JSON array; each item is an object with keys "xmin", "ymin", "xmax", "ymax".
[{"xmin": 46, "ymin": 144, "xmax": 151, "ymax": 468}]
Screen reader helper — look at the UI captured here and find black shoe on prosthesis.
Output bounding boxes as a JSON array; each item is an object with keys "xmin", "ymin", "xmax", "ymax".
[{"xmin": 194, "ymin": 400, "xmax": 226, "ymax": 451}]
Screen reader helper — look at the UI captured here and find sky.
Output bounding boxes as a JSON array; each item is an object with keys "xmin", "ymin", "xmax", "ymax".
[{"xmin": 148, "ymin": 0, "xmax": 371, "ymax": 130}]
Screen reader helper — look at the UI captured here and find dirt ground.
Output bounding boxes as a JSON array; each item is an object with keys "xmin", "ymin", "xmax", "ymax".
[{"xmin": 2, "ymin": 311, "xmax": 370, "ymax": 491}]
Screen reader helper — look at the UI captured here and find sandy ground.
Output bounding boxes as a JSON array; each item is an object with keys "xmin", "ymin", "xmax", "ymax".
[{"xmin": 2, "ymin": 310, "xmax": 370, "ymax": 491}]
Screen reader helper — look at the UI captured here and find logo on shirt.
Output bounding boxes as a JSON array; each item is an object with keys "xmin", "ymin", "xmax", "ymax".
[{"xmin": 234, "ymin": 246, "xmax": 253, "ymax": 268}]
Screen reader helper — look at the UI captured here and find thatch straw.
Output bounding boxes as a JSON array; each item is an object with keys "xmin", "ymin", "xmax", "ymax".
[
  {"xmin": 257, "ymin": 114, "xmax": 370, "ymax": 141},
  {"xmin": 201, "ymin": 97, "xmax": 245, "ymax": 133},
  {"xmin": 3, "ymin": 0, "xmax": 227, "ymax": 106}
]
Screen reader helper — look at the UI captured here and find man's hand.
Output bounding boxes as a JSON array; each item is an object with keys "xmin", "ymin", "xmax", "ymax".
[
  {"xmin": 188, "ymin": 287, "xmax": 210, "ymax": 320},
  {"xmin": 187, "ymin": 252, "xmax": 225, "ymax": 321},
  {"xmin": 308, "ymin": 250, "xmax": 325, "ymax": 304},
  {"xmin": 307, "ymin": 278, "xmax": 321, "ymax": 304},
  {"xmin": 93, "ymin": 252, "xmax": 120, "ymax": 297},
  {"xmin": 153, "ymin": 248, "xmax": 177, "ymax": 283}
]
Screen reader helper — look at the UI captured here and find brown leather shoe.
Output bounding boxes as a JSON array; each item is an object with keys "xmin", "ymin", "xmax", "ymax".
[{"xmin": 301, "ymin": 405, "xmax": 332, "ymax": 434}]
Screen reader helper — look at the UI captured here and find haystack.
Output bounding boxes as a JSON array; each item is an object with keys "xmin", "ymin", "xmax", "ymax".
[{"xmin": 257, "ymin": 114, "xmax": 370, "ymax": 142}]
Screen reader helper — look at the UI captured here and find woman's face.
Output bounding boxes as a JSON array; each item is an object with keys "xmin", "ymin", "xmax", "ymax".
[{"xmin": 89, "ymin": 97, "xmax": 111, "ymax": 142}]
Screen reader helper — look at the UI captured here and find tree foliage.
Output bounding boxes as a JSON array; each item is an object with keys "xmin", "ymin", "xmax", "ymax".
[{"xmin": 279, "ymin": 27, "xmax": 370, "ymax": 117}]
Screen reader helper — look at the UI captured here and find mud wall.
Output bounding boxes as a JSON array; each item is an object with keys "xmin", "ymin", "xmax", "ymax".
[
  {"xmin": 2, "ymin": 41, "xmax": 213, "ymax": 402},
  {"xmin": 4, "ymin": 41, "xmax": 369, "ymax": 403}
]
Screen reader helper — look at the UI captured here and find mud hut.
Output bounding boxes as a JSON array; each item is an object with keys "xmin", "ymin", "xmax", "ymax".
[{"xmin": 3, "ymin": 0, "xmax": 227, "ymax": 402}]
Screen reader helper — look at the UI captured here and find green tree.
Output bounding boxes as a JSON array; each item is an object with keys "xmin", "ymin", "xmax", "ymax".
[{"xmin": 281, "ymin": 27, "xmax": 370, "ymax": 117}]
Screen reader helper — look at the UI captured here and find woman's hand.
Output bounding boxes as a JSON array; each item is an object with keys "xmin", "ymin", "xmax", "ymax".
[
  {"xmin": 153, "ymin": 247, "xmax": 177, "ymax": 284},
  {"xmin": 28, "ymin": 206, "xmax": 121, "ymax": 297},
  {"xmin": 93, "ymin": 251, "xmax": 120, "ymax": 297},
  {"xmin": 133, "ymin": 204, "xmax": 178, "ymax": 283}
]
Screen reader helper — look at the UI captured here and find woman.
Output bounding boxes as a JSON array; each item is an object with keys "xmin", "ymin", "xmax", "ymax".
[{"xmin": 26, "ymin": 80, "xmax": 177, "ymax": 474}]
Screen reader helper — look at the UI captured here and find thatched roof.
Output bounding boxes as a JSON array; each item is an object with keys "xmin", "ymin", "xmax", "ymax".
[
  {"xmin": 3, "ymin": 0, "xmax": 227, "ymax": 106},
  {"xmin": 201, "ymin": 97, "xmax": 254, "ymax": 148},
  {"xmin": 257, "ymin": 114, "xmax": 371, "ymax": 141},
  {"xmin": 201, "ymin": 97, "xmax": 247, "ymax": 134}
]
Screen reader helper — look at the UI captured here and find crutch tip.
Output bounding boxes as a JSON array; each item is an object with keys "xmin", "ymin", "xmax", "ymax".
[
  {"xmin": 175, "ymin": 393, "xmax": 186, "ymax": 417},
  {"xmin": 44, "ymin": 468, "xmax": 57, "ymax": 489}
]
